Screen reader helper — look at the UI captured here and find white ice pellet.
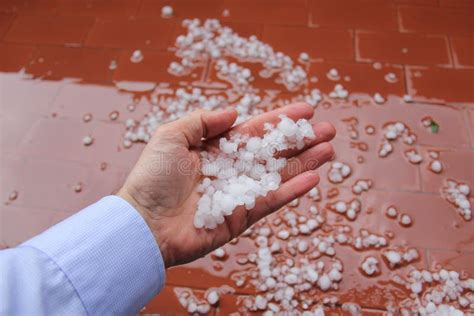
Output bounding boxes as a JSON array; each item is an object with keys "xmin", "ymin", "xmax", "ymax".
[
  {"xmin": 442, "ymin": 180, "xmax": 472, "ymax": 221},
  {"xmin": 386, "ymin": 206, "xmax": 398, "ymax": 218},
  {"xmin": 299, "ymin": 52, "xmax": 310, "ymax": 62},
  {"xmin": 373, "ymin": 93, "xmax": 385, "ymax": 104},
  {"xmin": 405, "ymin": 149, "xmax": 423, "ymax": 164},
  {"xmin": 384, "ymin": 250, "xmax": 401, "ymax": 267},
  {"xmin": 194, "ymin": 115, "xmax": 315, "ymax": 229},
  {"xmin": 429, "ymin": 160, "xmax": 443, "ymax": 173},
  {"xmin": 328, "ymin": 161, "xmax": 351, "ymax": 183},
  {"xmin": 82, "ymin": 136, "xmax": 94, "ymax": 146},
  {"xmin": 130, "ymin": 50, "xmax": 143, "ymax": 63},
  {"xmin": 161, "ymin": 5, "xmax": 173, "ymax": 18},
  {"xmin": 327, "ymin": 68, "xmax": 340, "ymax": 80},
  {"xmin": 206, "ymin": 290, "xmax": 219, "ymax": 305},
  {"xmin": 361, "ymin": 256, "xmax": 379, "ymax": 276},
  {"xmin": 317, "ymin": 274, "xmax": 332, "ymax": 291},
  {"xmin": 403, "ymin": 94, "xmax": 413, "ymax": 103},
  {"xmin": 384, "ymin": 72, "xmax": 397, "ymax": 83},
  {"xmin": 213, "ymin": 247, "xmax": 226, "ymax": 258},
  {"xmin": 399, "ymin": 214, "xmax": 412, "ymax": 227}
]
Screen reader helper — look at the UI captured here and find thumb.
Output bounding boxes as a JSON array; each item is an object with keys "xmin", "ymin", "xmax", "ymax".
[{"xmin": 160, "ymin": 109, "xmax": 238, "ymax": 147}]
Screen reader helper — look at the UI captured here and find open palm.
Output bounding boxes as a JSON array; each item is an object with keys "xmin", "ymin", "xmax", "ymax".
[{"xmin": 118, "ymin": 103, "xmax": 336, "ymax": 267}]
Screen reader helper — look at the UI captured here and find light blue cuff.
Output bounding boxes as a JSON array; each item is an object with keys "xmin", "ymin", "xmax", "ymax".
[{"xmin": 23, "ymin": 195, "xmax": 166, "ymax": 315}]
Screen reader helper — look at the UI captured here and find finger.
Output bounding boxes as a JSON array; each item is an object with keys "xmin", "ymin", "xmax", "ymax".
[
  {"xmin": 280, "ymin": 142, "xmax": 334, "ymax": 182},
  {"xmin": 231, "ymin": 102, "xmax": 314, "ymax": 137},
  {"xmin": 247, "ymin": 170, "xmax": 320, "ymax": 226},
  {"xmin": 275, "ymin": 122, "xmax": 336, "ymax": 159},
  {"xmin": 159, "ymin": 109, "xmax": 238, "ymax": 147}
]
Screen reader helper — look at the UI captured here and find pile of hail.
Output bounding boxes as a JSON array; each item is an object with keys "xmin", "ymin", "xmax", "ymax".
[{"xmin": 194, "ymin": 114, "xmax": 315, "ymax": 229}]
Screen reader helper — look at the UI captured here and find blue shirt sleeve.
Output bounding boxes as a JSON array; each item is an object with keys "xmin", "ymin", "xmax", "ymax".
[{"xmin": 0, "ymin": 195, "xmax": 166, "ymax": 316}]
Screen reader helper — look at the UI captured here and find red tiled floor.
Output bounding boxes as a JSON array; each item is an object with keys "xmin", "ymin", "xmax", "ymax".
[
  {"xmin": 141, "ymin": 286, "xmax": 215, "ymax": 315},
  {"xmin": 356, "ymin": 31, "xmax": 451, "ymax": 66},
  {"xmin": 0, "ymin": 114, "xmax": 41, "ymax": 153},
  {"xmin": 419, "ymin": 147, "xmax": 474, "ymax": 193},
  {"xmin": 25, "ymin": 46, "xmax": 118, "ymax": 83},
  {"xmin": 57, "ymin": 0, "xmax": 141, "ymax": 19},
  {"xmin": 0, "ymin": 44, "xmax": 35, "ymax": 72},
  {"xmin": 427, "ymin": 250, "xmax": 474, "ymax": 275},
  {"xmin": 16, "ymin": 117, "xmax": 143, "ymax": 168},
  {"xmin": 406, "ymin": 66, "xmax": 474, "ymax": 103},
  {"xmin": 309, "ymin": 0, "xmax": 398, "ymax": 31},
  {"xmin": 139, "ymin": 0, "xmax": 225, "ymax": 20},
  {"xmin": 466, "ymin": 108, "xmax": 474, "ymax": 146},
  {"xmin": 451, "ymin": 36, "xmax": 474, "ymax": 68},
  {"xmin": 222, "ymin": 0, "xmax": 308, "ymax": 26},
  {"xmin": 49, "ymin": 83, "xmax": 134, "ymax": 122},
  {"xmin": 4, "ymin": 14, "xmax": 93, "ymax": 45},
  {"xmin": 307, "ymin": 61, "xmax": 405, "ymax": 97},
  {"xmin": 0, "ymin": 0, "xmax": 56, "ymax": 15},
  {"xmin": 113, "ymin": 50, "xmax": 205, "ymax": 84},
  {"xmin": 0, "ymin": 13, "xmax": 14, "ymax": 38},
  {"xmin": 1, "ymin": 155, "xmax": 125, "ymax": 213},
  {"xmin": 262, "ymin": 25, "xmax": 354, "ymax": 61},
  {"xmin": 393, "ymin": 0, "xmax": 437, "ymax": 5},
  {"xmin": 0, "ymin": 73, "xmax": 62, "ymax": 116},
  {"xmin": 85, "ymin": 18, "xmax": 177, "ymax": 50},
  {"xmin": 399, "ymin": 6, "xmax": 474, "ymax": 35},
  {"xmin": 439, "ymin": 0, "xmax": 474, "ymax": 8}
]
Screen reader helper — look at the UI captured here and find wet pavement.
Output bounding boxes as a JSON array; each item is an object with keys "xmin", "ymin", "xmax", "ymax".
[{"xmin": 0, "ymin": 0, "xmax": 473, "ymax": 314}]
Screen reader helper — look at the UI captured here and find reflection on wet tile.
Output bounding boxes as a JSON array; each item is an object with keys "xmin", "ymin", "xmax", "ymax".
[{"xmin": 356, "ymin": 31, "xmax": 451, "ymax": 66}]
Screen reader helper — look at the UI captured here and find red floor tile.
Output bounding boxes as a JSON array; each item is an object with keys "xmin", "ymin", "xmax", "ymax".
[
  {"xmin": 439, "ymin": 0, "xmax": 474, "ymax": 8},
  {"xmin": 17, "ymin": 117, "xmax": 144, "ymax": 168},
  {"xmin": 85, "ymin": 18, "xmax": 177, "ymax": 50},
  {"xmin": 356, "ymin": 31, "xmax": 451, "ymax": 66},
  {"xmin": 1, "ymin": 155, "xmax": 125, "ymax": 214},
  {"xmin": 451, "ymin": 36, "xmax": 474, "ymax": 68},
  {"xmin": 419, "ymin": 147, "xmax": 474, "ymax": 193},
  {"xmin": 221, "ymin": 0, "xmax": 308, "ymax": 26},
  {"xmin": 0, "ymin": 114, "xmax": 41, "ymax": 153},
  {"xmin": 0, "ymin": 44, "xmax": 34, "ymax": 72},
  {"xmin": 49, "ymin": 83, "xmax": 134, "ymax": 122},
  {"xmin": 309, "ymin": 0, "xmax": 398, "ymax": 31},
  {"xmin": 25, "ymin": 46, "xmax": 118, "ymax": 83},
  {"xmin": 0, "ymin": 73, "xmax": 62, "ymax": 116},
  {"xmin": 113, "ymin": 50, "xmax": 205, "ymax": 84},
  {"xmin": 57, "ymin": 0, "xmax": 141, "ymax": 19},
  {"xmin": 4, "ymin": 14, "xmax": 93, "ymax": 45},
  {"xmin": 427, "ymin": 250, "xmax": 474, "ymax": 275},
  {"xmin": 139, "ymin": 0, "xmax": 225, "ymax": 20},
  {"xmin": 406, "ymin": 66, "xmax": 474, "ymax": 103},
  {"xmin": 262, "ymin": 25, "xmax": 354, "ymax": 61},
  {"xmin": 466, "ymin": 108, "xmax": 474, "ymax": 146},
  {"xmin": 0, "ymin": 0, "xmax": 56, "ymax": 15},
  {"xmin": 393, "ymin": 0, "xmax": 437, "ymax": 5},
  {"xmin": 0, "ymin": 13, "xmax": 14, "ymax": 38},
  {"xmin": 142, "ymin": 286, "xmax": 215, "ymax": 316},
  {"xmin": 307, "ymin": 61, "xmax": 405, "ymax": 96},
  {"xmin": 399, "ymin": 6, "xmax": 474, "ymax": 35}
]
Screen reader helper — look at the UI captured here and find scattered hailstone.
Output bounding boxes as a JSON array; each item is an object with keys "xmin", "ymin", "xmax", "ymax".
[
  {"xmin": 352, "ymin": 179, "xmax": 372, "ymax": 195},
  {"xmin": 213, "ymin": 247, "xmax": 226, "ymax": 259},
  {"xmin": 384, "ymin": 72, "xmax": 397, "ymax": 83},
  {"xmin": 360, "ymin": 256, "xmax": 380, "ymax": 276},
  {"xmin": 130, "ymin": 50, "xmax": 144, "ymax": 63},
  {"xmin": 298, "ymin": 52, "xmax": 310, "ymax": 62},
  {"xmin": 405, "ymin": 149, "xmax": 423, "ymax": 164},
  {"xmin": 328, "ymin": 199, "xmax": 362, "ymax": 221},
  {"xmin": 304, "ymin": 89, "xmax": 322, "ymax": 107},
  {"xmin": 161, "ymin": 5, "xmax": 173, "ymax": 18},
  {"xmin": 108, "ymin": 60, "xmax": 117, "ymax": 70},
  {"xmin": 442, "ymin": 179, "xmax": 472, "ymax": 221},
  {"xmin": 386, "ymin": 206, "xmax": 398, "ymax": 218},
  {"xmin": 205, "ymin": 290, "xmax": 219, "ymax": 305},
  {"xmin": 308, "ymin": 187, "xmax": 321, "ymax": 201},
  {"xmin": 399, "ymin": 213, "xmax": 412, "ymax": 227},
  {"xmin": 82, "ymin": 135, "xmax": 94, "ymax": 146},
  {"xmin": 327, "ymin": 161, "xmax": 352, "ymax": 183},
  {"xmin": 403, "ymin": 94, "xmax": 413, "ymax": 103},
  {"xmin": 429, "ymin": 160, "xmax": 443, "ymax": 173},
  {"xmin": 327, "ymin": 68, "xmax": 340, "ymax": 80},
  {"xmin": 373, "ymin": 93, "xmax": 385, "ymax": 104},
  {"xmin": 383, "ymin": 248, "xmax": 419, "ymax": 268},
  {"xmin": 329, "ymin": 84, "xmax": 348, "ymax": 99},
  {"xmin": 194, "ymin": 115, "xmax": 316, "ymax": 229}
]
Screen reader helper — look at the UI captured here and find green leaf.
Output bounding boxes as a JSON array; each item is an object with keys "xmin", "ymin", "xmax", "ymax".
[{"xmin": 430, "ymin": 121, "xmax": 439, "ymax": 134}]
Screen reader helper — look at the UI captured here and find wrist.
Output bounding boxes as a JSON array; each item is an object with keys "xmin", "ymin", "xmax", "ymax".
[{"xmin": 117, "ymin": 188, "xmax": 172, "ymax": 268}]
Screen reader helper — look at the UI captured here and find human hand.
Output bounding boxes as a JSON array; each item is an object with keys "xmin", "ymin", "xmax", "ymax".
[{"xmin": 118, "ymin": 103, "xmax": 336, "ymax": 267}]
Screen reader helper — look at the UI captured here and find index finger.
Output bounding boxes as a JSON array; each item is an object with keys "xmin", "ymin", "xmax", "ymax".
[{"xmin": 230, "ymin": 102, "xmax": 315, "ymax": 137}]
